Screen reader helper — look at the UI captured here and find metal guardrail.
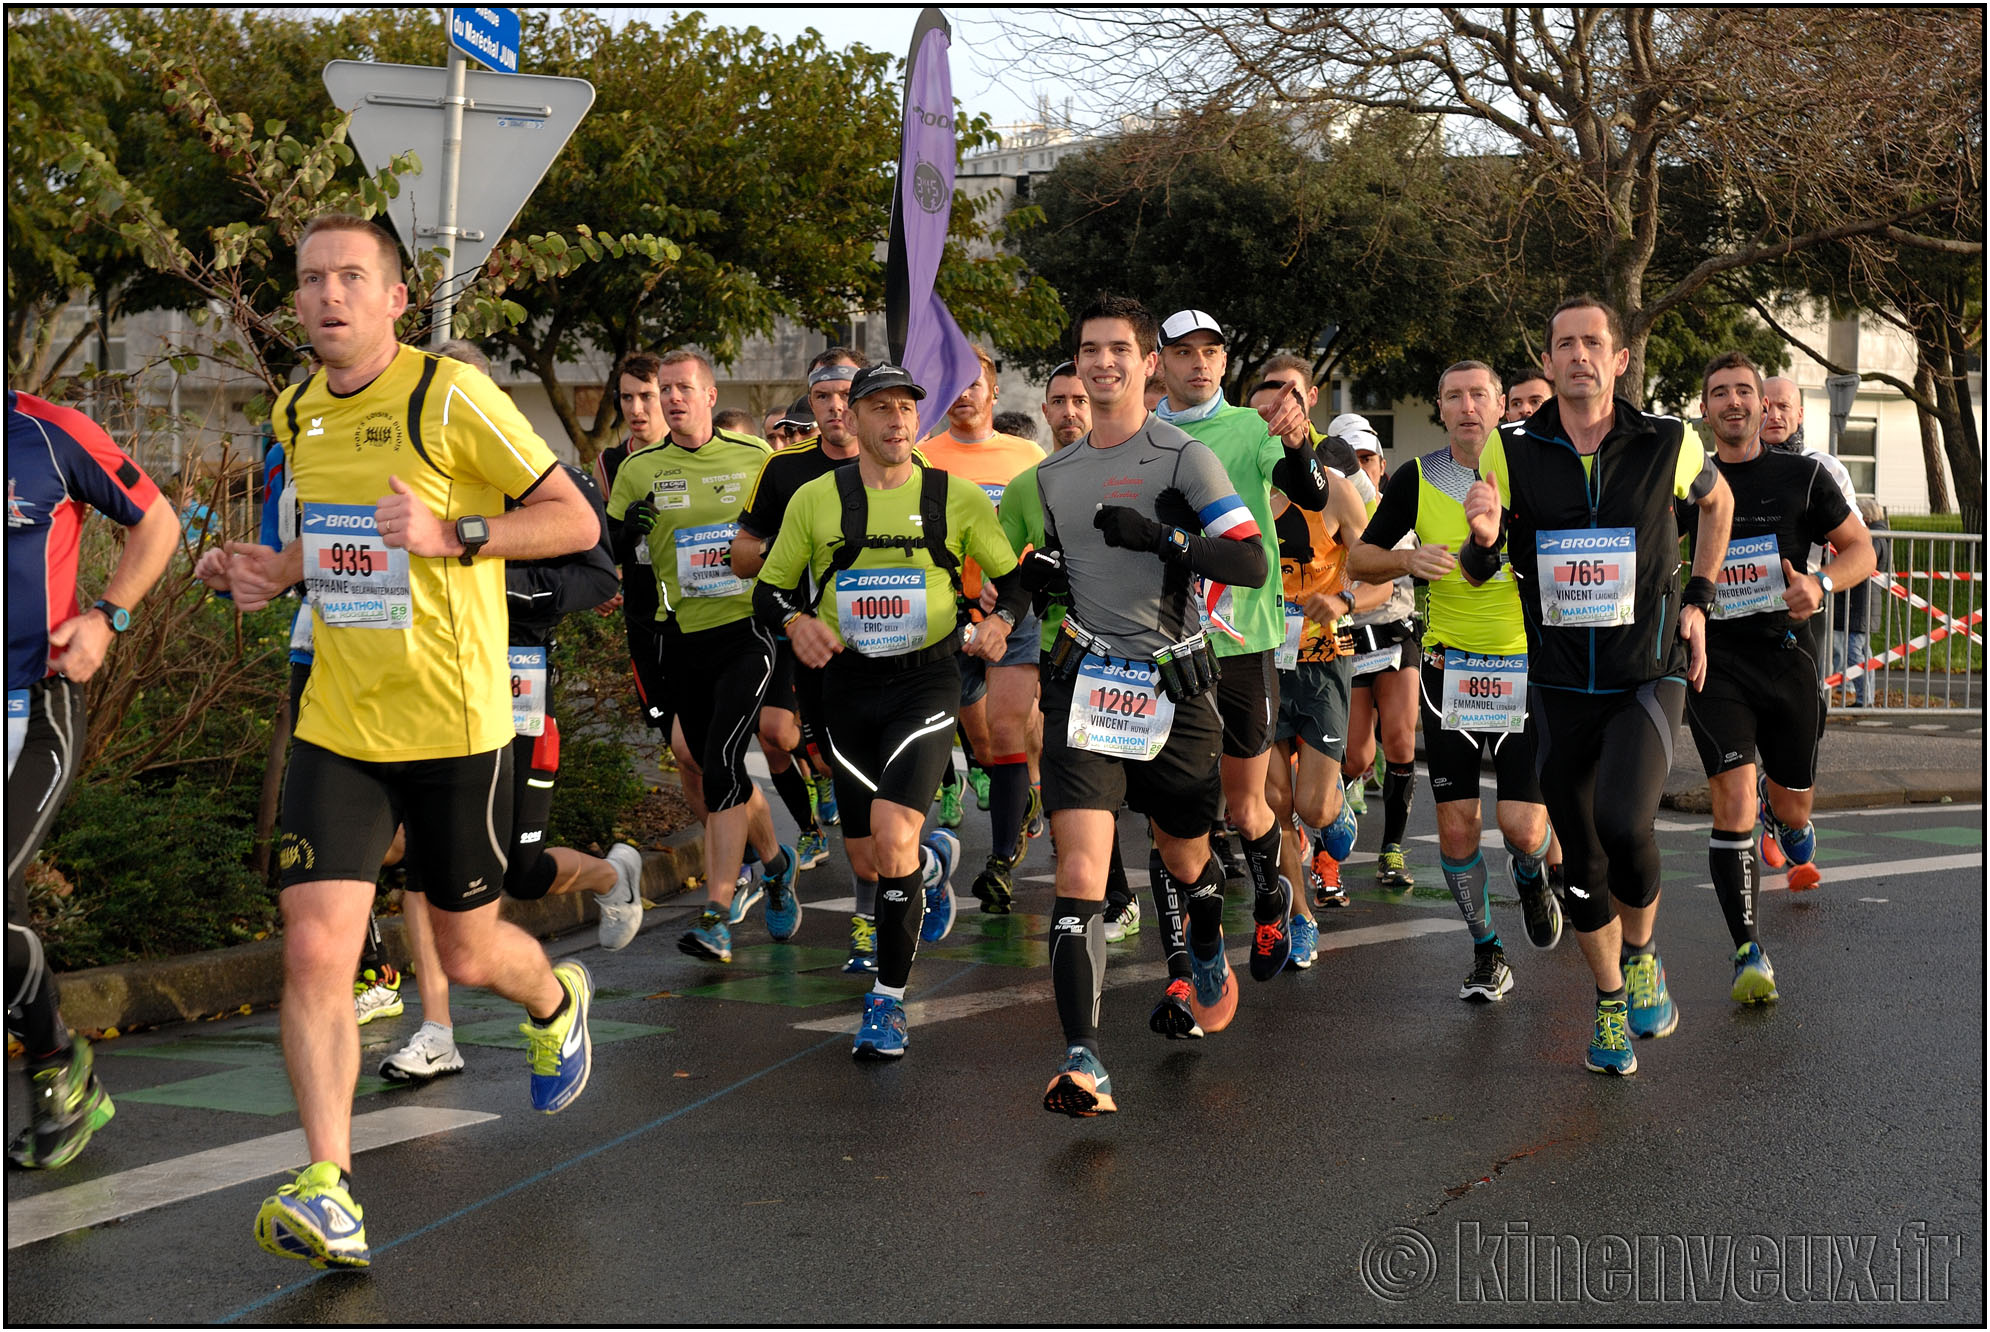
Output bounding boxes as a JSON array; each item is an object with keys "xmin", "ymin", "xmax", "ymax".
[{"xmin": 1820, "ymin": 528, "xmax": 1982, "ymax": 717}]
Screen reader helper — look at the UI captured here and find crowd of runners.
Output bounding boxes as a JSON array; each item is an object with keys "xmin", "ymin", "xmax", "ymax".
[{"xmin": 6, "ymin": 210, "xmax": 1875, "ymax": 1269}]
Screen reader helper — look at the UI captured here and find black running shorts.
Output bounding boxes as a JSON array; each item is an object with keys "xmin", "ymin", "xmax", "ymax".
[
  {"xmin": 279, "ymin": 740, "xmax": 513, "ymax": 912},
  {"xmin": 655, "ymin": 616, "xmax": 777, "ymax": 814},
  {"xmin": 6, "ymin": 677, "xmax": 84, "ymax": 921},
  {"xmin": 1275, "ymin": 657, "xmax": 1353, "ymax": 761},
  {"xmin": 1686, "ymin": 639, "xmax": 1822, "ymax": 791},
  {"xmin": 1417, "ymin": 654, "xmax": 1543, "ymax": 804},
  {"xmin": 819, "ymin": 653, "xmax": 961, "ymax": 840},
  {"xmin": 1214, "ymin": 647, "xmax": 1278, "ymax": 759},
  {"xmin": 1040, "ymin": 671, "xmax": 1222, "ymax": 840}
]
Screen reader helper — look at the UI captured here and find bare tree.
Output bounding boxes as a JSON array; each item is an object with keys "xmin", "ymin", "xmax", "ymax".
[{"xmin": 1004, "ymin": 7, "xmax": 1983, "ymax": 404}]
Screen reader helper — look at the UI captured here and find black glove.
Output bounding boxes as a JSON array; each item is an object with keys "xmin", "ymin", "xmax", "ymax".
[
  {"xmin": 624, "ymin": 497, "xmax": 659, "ymax": 538},
  {"xmin": 1019, "ymin": 547, "xmax": 1068, "ymax": 595},
  {"xmin": 1094, "ymin": 504, "xmax": 1165, "ymax": 553}
]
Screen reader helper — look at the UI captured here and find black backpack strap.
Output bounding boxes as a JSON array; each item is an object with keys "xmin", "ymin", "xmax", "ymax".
[
  {"xmin": 918, "ymin": 462, "xmax": 960, "ymax": 596},
  {"xmin": 807, "ymin": 463, "xmax": 872, "ymax": 611}
]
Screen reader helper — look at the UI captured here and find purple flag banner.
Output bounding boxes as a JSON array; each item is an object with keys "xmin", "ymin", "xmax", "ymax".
[{"xmin": 886, "ymin": 8, "xmax": 981, "ymax": 442}]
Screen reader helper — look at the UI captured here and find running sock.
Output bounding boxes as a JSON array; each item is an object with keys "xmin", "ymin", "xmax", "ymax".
[
  {"xmin": 1505, "ymin": 829, "xmax": 1551, "ymax": 885},
  {"xmin": 854, "ymin": 875, "xmax": 878, "ymax": 917},
  {"xmin": 1243, "ymin": 823, "xmax": 1285, "ymax": 922},
  {"xmin": 768, "ymin": 757, "xmax": 818, "ymax": 834},
  {"xmin": 987, "ymin": 755, "xmax": 1030, "ymax": 860},
  {"xmin": 762, "ymin": 847, "xmax": 790, "ymax": 882},
  {"xmin": 1382, "ymin": 763, "xmax": 1416, "ymax": 847},
  {"xmin": 938, "ymin": 760, "xmax": 960, "ymax": 792},
  {"xmin": 1148, "ymin": 849, "xmax": 1191, "ymax": 980},
  {"xmin": 1621, "ymin": 938, "xmax": 1655, "ymax": 964},
  {"xmin": 359, "ymin": 912, "xmax": 386, "ymax": 975},
  {"xmin": 1049, "ymin": 896, "xmax": 1106, "ymax": 1057},
  {"xmin": 1441, "ymin": 851, "xmax": 1497, "ymax": 945},
  {"xmin": 874, "ymin": 868, "xmax": 924, "ymax": 991},
  {"xmin": 1597, "ymin": 984, "xmax": 1627, "ymax": 1005},
  {"xmin": 529, "ymin": 987, "xmax": 572, "ymax": 1027},
  {"xmin": 1185, "ymin": 854, "xmax": 1227, "ymax": 956},
  {"xmin": 870, "ymin": 980, "xmax": 907, "ymax": 1001},
  {"xmin": 1709, "ymin": 827, "xmax": 1759, "ymax": 948},
  {"xmin": 1104, "ymin": 837, "xmax": 1131, "ymax": 914}
]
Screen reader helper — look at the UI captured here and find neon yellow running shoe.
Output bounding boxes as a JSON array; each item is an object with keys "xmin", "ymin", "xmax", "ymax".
[{"xmin": 255, "ymin": 1161, "xmax": 369, "ymax": 1268}]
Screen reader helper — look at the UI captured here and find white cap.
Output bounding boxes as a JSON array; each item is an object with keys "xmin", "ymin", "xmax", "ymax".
[
  {"xmin": 1328, "ymin": 411, "xmax": 1382, "ymax": 455},
  {"xmin": 1159, "ymin": 309, "xmax": 1225, "ymax": 347}
]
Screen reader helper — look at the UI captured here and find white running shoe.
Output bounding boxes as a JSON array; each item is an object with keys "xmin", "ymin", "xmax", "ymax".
[
  {"xmin": 598, "ymin": 844, "xmax": 645, "ymax": 951},
  {"xmin": 379, "ymin": 1021, "xmax": 465, "ymax": 1082},
  {"xmin": 1103, "ymin": 897, "xmax": 1141, "ymax": 943}
]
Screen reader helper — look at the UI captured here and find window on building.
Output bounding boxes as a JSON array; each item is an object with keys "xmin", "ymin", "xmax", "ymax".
[
  {"xmin": 1836, "ymin": 417, "xmax": 1878, "ymax": 496},
  {"xmin": 1351, "ymin": 381, "xmax": 1395, "ymax": 451}
]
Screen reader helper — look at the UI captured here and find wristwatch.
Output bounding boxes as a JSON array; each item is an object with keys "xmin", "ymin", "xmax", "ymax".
[
  {"xmin": 456, "ymin": 514, "xmax": 491, "ymax": 565},
  {"xmin": 991, "ymin": 607, "xmax": 1017, "ymax": 629},
  {"xmin": 93, "ymin": 600, "xmax": 130, "ymax": 632},
  {"xmin": 1818, "ymin": 572, "xmax": 1835, "ymax": 596}
]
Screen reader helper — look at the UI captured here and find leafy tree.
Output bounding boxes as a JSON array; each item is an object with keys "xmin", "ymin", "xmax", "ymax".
[{"xmin": 1018, "ymin": 7, "xmax": 1982, "ymax": 405}]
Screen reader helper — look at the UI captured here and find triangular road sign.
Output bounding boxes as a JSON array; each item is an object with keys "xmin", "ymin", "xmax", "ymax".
[{"xmin": 322, "ymin": 60, "xmax": 593, "ymax": 280}]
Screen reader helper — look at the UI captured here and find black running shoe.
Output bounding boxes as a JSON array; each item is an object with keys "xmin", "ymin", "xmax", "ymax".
[{"xmin": 971, "ymin": 853, "xmax": 1015, "ymax": 914}]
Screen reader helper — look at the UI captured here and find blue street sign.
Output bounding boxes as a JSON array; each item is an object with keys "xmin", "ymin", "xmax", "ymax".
[{"xmin": 449, "ymin": 7, "xmax": 519, "ymax": 74}]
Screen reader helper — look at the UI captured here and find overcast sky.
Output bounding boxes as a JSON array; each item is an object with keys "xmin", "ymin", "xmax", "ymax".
[{"xmin": 624, "ymin": 7, "xmax": 1087, "ymax": 131}]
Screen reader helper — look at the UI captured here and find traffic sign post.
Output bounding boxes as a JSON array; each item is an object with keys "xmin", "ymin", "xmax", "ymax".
[
  {"xmin": 1827, "ymin": 372, "xmax": 1861, "ymax": 453},
  {"xmin": 322, "ymin": 60, "xmax": 593, "ymax": 345}
]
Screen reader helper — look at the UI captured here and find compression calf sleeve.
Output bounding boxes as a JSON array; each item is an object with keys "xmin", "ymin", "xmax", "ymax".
[
  {"xmin": 1244, "ymin": 823, "xmax": 1286, "ymax": 922},
  {"xmin": 988, "ymin": 756, "xmax": 1029, "ymax": 860},
  {"xmin": 1709, "ymin": 827, "xmax": 1759, "ymax": 948},
  {"xmin": 874, "ymin": 869, "xmax": 923, "ymax": 991},
  {"xmin": 854, "ymin": 875, "xmax": 878, "ymax": 917},
  {"xmin": 1148, "ymin": 848, "xmax": 1191, "ymax": 980},
  {"xmin": 1505, "ymin": 829, "xmax": 1550, "ymax": 884},
  {"xmin": 1382, "ymin": 763, "xmax": 1416, "ymax": 846},
  {"xmin": 1185, "ymin": 854, "xmax": 1227, "ymax": 955},
  {"xmin": 1049, "ymin": 896, "xmax": 1107, "ymax": 1057},
  {"xmin": 768, "ymin": 757, "xmax": 818, "ymax": 834},
  {"xmin": 1104, "ymin": 836, "xmax": 1131, "ymax": 912},
  {"xmin": 1442, "ymin": 851, "xmax": 1497, "ymax": 945}
]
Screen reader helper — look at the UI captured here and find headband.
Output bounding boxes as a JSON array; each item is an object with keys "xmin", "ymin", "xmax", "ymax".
[{"xmin": 807, "ymin": 364, "xmax": 859, "ymax": 386}]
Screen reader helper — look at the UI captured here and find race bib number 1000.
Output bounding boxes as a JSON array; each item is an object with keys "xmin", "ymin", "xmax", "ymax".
[
  {"xmin": 510, "ymin": 647, "xmax": 548, "ymax": 737},
  {"xmin": 1711, "ymin": 532, "xmax": 1788, "ymax": 620},
  {"xmin": 1440, "ymin": 650, "xmax": 1529, "ymax": 733},
  {"xmin": 302, "ymin": 503, "xmax": 412, "ymax": 629},
  {"xmin": 1536, "ymin": 527, "xmax": 1635, "ymax": 627},
  {"xmin": 835, "ymin": 569, "xmax": 928, "ymax": 656},
  {"xmin": 1067, "ymin": 655, "xmax": 1176, "ymax": 760}
]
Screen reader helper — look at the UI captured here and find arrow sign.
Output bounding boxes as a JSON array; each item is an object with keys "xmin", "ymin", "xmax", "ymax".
[{"xmin": 322, "ymin": 60, "xmax": 592, "ymax": 289}]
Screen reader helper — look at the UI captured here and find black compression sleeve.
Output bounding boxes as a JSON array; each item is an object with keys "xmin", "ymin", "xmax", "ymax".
[
  {"xmin": 1358, "ymin": 465, "xmax": 1419, "ymax": 549},
  {"xmin": 988, "ymin": 565, "xmax": 1031, "ymax": 626},
  {"xmin": 1172, "ymin": 530, "xmax": 1268, "ymax": 588},
  {"xmin": 1270, "ymin": 436, "xmax": 1330, "ymax": 511},
  {"xmin": 1459, "ymin": 532, "xmax": 1505, "ymax": 583},
  {"xmin": 753, "ymin": 578, "xmax": 805, "ymax": 635}
]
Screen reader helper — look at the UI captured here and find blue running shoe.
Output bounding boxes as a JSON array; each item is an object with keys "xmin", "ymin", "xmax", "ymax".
[
  {"xmin": 1188, "ymin": 933, "xmax": 1239, "ymax": 1033},
  {"xmin": 1623, "ymin": 950, "xmax": 1679, "ymax": 1039},
  {"xmin": 762, "ymin": 844, "xmax": 803, "ymax": 942},
  {"xmin": 852, "ymin": 993, "xmax": 908, "ymax": 1059},
  {"xmin": 522, "ymin": 961, "xmax": 593, "ymax": 1114},
  {"xmin": 1585, "ymin": 999, "xmax": 1637, "ymax": 1075},
  {"xmin": 1322, "ymin": 795, "xmax": 1358, "ymax": 863},
  {"xmin": 1249, "ymin": 875, "xmax": 1292, "ymax": 982},
  {"xmin": 919, "ymin": 829, "xmax": 959, "ymax": 944},
  {"xmin": 1288, "ymin": 913, "xmax": 1319, "ymax": 970},
  {"xmin": 1731, "ymin": 942, "xmax": 1780, "ymax": 1004},
  {"xmin": 678, "ymin": 907, "xmax": 733, "ymax": 963},
  {"xmin": 794, "ymin": 828, "xmax": 828, "ymax": 871},
  {"xmin": 843, "ymin": 914, "xmax": 878, "ymax": 974},
  {"xmin": 727, "ymin": 868, "xmax": 764, "ymax": 926},
  {"xmin": 812, "ymin": 774, "xmax": 840, "ymax": 827},
  {"xmin": 1043, "ymin": 1046, "xmax": 1117, "ymax": 1116},
  {"xmin": 255, "ymin": 1161, "xmax": 370, "ymax": 1268}
]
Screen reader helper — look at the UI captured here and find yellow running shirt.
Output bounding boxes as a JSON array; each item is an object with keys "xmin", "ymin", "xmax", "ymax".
[{"xmin": 274, "ymin": 344, "xmax": 560, "ymax": 762}]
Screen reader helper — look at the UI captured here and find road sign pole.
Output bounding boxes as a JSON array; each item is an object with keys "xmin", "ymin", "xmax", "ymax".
[{"xmin": 428, "ymin": 45, "xmax": 469, "ymax": 345}]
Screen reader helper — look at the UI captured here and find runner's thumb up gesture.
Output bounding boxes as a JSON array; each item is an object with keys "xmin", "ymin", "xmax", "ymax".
[
  {"xmin": 1465, "ymin": 468, "xmax": 1502, "ymax": 546},
  {"xmin": 375, "ymin": 474, "xmax": 451, "ymax": 557}
]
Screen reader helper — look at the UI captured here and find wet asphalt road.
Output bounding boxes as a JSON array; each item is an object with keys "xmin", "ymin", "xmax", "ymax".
[{"xmin": 6, "ymin": 773, "xmax": 1982, "ymax": 1324}]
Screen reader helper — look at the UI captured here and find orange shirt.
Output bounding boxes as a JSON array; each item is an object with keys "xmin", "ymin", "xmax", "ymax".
[{"xmin": 919, "ymin": 429, "xmax": 1044, "ymax": 601}]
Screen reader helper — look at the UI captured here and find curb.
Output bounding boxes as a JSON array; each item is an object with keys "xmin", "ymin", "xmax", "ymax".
[
  {"xmin": 1660, "ymin": 770, "xmax": 1981, "ymax": 815},
  {"xmin": 53, "ymin": 836, "xmax": 704, "ymax": 1037}
]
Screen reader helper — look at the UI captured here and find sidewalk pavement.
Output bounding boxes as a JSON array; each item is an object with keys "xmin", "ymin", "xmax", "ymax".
[{"xmin": 48, "ymin": 717, "xmax": 1981, "ymax": 1036}]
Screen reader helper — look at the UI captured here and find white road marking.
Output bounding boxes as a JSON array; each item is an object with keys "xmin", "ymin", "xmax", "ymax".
[
  {"xmin": 1813, "ymin": 803, "xmax": 1980, "ymax": 819},
  {"xmin": 791, "ymin": 917, "xmax": 1465, "ymax": 1033},
  {"xmin": 5, "ymin": 1105, "xmax": 498, "ymax": 1249},
  {"xmin": 1859, "ymin": 897, "xmax": 1890, "ymax": 903},
  {"xmin": 1687, "ymin": 853, "xmax": 1979, "ymax": 894}
]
